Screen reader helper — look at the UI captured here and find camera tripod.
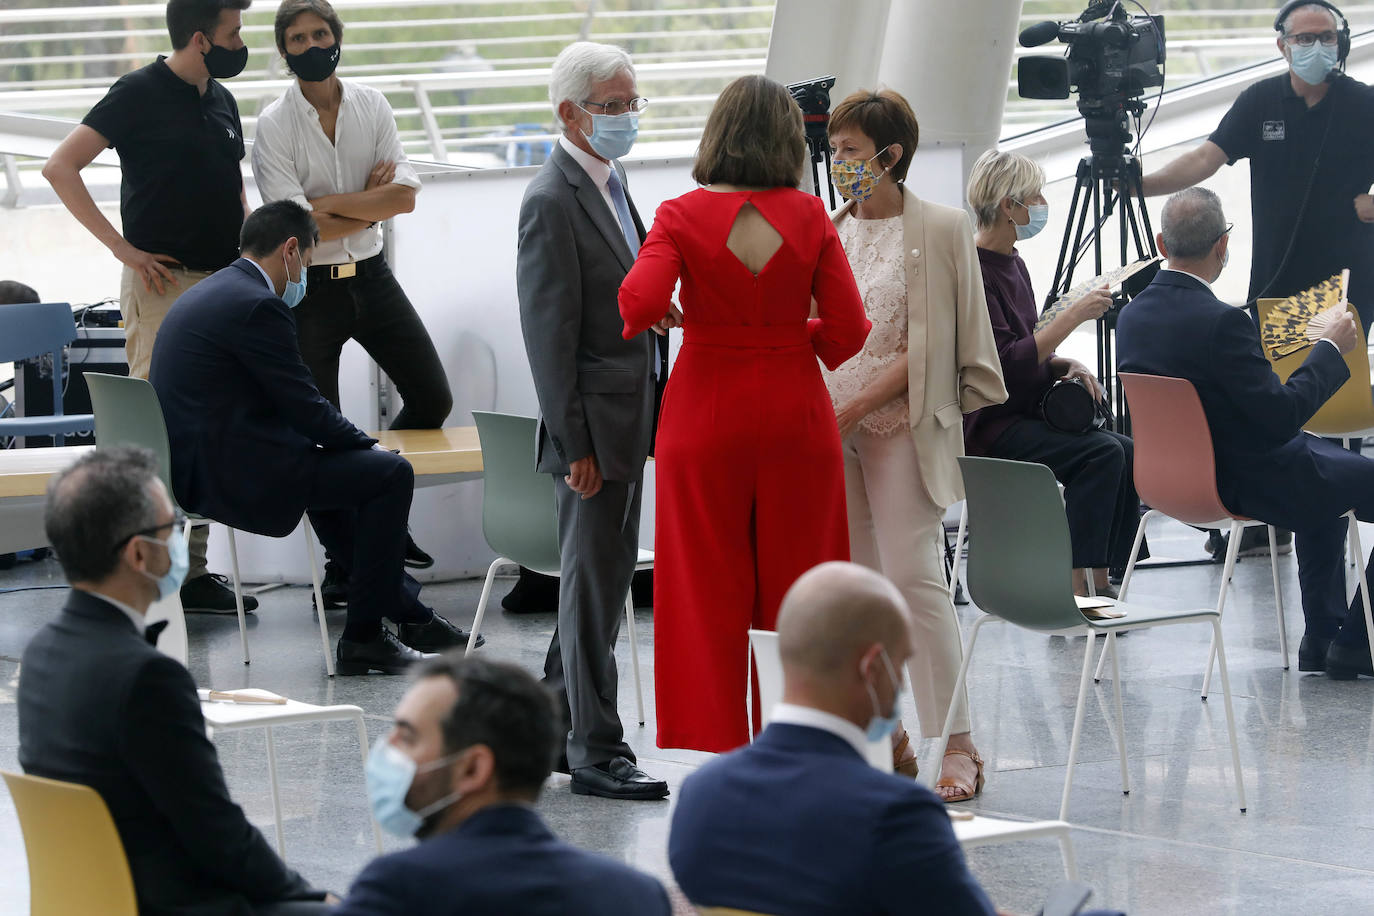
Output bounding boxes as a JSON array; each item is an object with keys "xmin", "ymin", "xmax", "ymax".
[{"xmin": 1044, "ymin": 144, "xmax": 1158, "ymax": 428}]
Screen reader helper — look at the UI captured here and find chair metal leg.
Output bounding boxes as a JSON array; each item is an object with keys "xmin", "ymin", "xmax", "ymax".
[
  {"xmin": 1117, "ymin": 510, "xmax": 1155, "ymax": 600},
  {"xmin": 934, "ymin": 616, "xmax": 986, "ymax": 787},
  {"xmin": 1209, "ymin": 620, "xmax": 1247, "ymax": 813},
  {"xmin": 1058, "ymin": 831, "xmax": 1080, "ymax": 881},
  {"xmin": 1059, "ymin": 631, "xmax": 1097, "ymax": 822},
  {"xmin": 1093, "ymin": 624, "xmax": 1116, "ymax": 683},
  {"xmin": 265, "ymin": 725, "xmax": 286, "ymax": 857},
  {"xmin": 467, "ymin": 558, "xmax": 508, "ymax": 658},
  {"xmin": 1202, "ymin": 519, "xmax": 1243, "ymax": 700},
  {"xmin": 948, "ymin": 502, "xmax": 967, "ymax": 604},
  {"xmin": 353, "ymin": 712, "xmax": 383, "ymax": 853},
  {"xmin": 302, "ymin": 520, "xmax": 333, "ymax": 677},
  {"xmin": 623, "ymin": 593, "xmax": 646, "ymax": 726},
  {"xmin": 1349, "ymin": 514, "xmax": 1374, "ymax": 673},
  {"xmin": 1109, "ymin": 631, "xmax": 1130, "ymax": 796},
  {"xmin": 1268, "ymin": 525, "xmax": 1289, "ymax": 670},
  {"xmin": 225, "ymin": 526, "xmax": 249, "ymax": 666}
]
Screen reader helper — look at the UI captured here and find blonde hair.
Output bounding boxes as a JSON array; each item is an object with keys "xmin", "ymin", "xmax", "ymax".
[{"xmin": 967, "ymin": 149, "xmax": 1046, "ymax": 231}]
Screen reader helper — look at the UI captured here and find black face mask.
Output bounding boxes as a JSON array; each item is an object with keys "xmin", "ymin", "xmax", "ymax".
[
  {"xmin": 202, "ymin": 40, "xmax": 249, "ymax": 80},
  {"xmin": 286, "ymin": 44, "xmax": 340, "ymax": 82}
]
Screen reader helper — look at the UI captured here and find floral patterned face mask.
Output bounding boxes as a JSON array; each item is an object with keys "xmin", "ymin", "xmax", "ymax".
[{"xmin": 830, "ymin": 144, "xmax": 893, "ymax": 203}]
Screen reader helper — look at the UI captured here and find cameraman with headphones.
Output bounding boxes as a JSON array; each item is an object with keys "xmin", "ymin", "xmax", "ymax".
[{"xmin": 1141, "ymin": 1, "xmax": 1374, "ymax": 555}]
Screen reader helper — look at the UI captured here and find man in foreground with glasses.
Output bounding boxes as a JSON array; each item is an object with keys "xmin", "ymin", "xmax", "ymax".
[
  {"xmin": 17, "ymin": 446, "xmax": 334, "ymax": 914},
  {"xmin": 1141, "ymin": 0, "xmax": 1374, "ymax": 557},
  {"xmin": 516, "ymin": 41, "xmax": 668, "ymax": 800}
]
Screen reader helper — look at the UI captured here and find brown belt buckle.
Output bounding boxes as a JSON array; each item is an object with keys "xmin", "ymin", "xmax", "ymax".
[{"xmin": 330, "ymin": 263, "xmax": 357, "ymax": 280}]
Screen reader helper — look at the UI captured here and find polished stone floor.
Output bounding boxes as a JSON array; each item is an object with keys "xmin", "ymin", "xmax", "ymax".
[{"xmin": 4, "ymin": 517, "xmax": 1374, "ymax": 915}]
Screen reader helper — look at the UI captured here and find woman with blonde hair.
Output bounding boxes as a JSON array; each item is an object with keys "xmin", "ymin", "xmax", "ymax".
[
  {"xmin": 964, "ymin": 149, "xmax": 1139, "ymax": 599},
  {"xmin": 823, "ymin": 88, "xmax": 1007, "ymax": 802},
  {"xmin": 619, "ymin": 74, "xmax": 871, "ymax": 753}
]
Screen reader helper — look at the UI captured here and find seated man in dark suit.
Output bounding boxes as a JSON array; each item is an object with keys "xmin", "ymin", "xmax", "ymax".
[
  {"xmin": 18, "ymin": 446, "xmax": 332, "ymax": 915},
  {"xmin": 149, "ymin": 200, "xmax": 477, "ymax": 674},
  {"xmin": 1117, "ymin": 187, "xmax": 1374, "ymax": 678},
  {"xmin": 670, "ymin": 562, "xmax": 1008, "ymax": 916},
  {"xmin": 333, "ymin": 653, "xmax": 670, "ymax": 915}
]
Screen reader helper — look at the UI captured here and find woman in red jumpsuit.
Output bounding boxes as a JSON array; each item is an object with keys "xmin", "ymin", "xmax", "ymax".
[{"xmin": 619, "ymin": 75, "xmax": 870, "ymax": 753}]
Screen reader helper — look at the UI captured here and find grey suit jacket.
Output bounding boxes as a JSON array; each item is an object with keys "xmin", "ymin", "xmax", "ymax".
[{"xmin": 516, "ymin": 145, "xmax": 656, "ymax": 481}]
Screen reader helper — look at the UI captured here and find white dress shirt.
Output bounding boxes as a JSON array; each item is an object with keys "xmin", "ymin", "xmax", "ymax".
[
  {"xmin": 769, "ymin": 703, "xmax": 872, "ymax": 761},
  {"xmin": 244, "ymin": 256, "xmax": 274, "ymax": 292},
  {"xmin": 88, "ymin": 589, "xmax": 147, "ymax": 636},
  {"xmin": 557, "ymin": 134, "xmax": 632, "ymax": 240},
  {"xmin": 252, "ymin": 79, "xmax": 421, "ymax": 266}
]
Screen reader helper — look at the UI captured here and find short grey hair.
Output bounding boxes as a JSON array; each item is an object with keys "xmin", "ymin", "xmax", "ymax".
[
  {"xmin": 45, "ymin": 446, "xmax": 162, "ymax": 584},
  {"xmin": 1160, "ymin": 187, "xmax": 1228, "ymax": 260},
  {"xmin": 1280, "ymin": 2, "xmax": 1338, "ymax": 34},
  {"xmin": 548, "ymin": 41, "xmax": 635, "ymax": 130},
  {"xmin": 966, "ymin": 149, "xmax": 1046, "ymax": 231}
]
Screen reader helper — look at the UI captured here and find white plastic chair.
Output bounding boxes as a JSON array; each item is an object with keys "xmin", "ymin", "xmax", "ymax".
[{"xmin": 745, "ymin": 629, "xmax": 1078, "ymax": 878}]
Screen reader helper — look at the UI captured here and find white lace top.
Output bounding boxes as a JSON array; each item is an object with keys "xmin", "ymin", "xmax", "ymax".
[{"xmin": 822, "ymin": 214, "xmax": 909, "ymax": 436}]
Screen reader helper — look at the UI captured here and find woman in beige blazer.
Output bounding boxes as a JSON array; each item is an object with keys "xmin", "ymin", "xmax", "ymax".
[{"xmin": 822, "ymin": 89, "xmax": 1007, "ymax": 802}]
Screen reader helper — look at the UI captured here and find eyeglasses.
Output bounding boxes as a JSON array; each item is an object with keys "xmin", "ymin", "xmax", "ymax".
[
  {"xmin": 1212, "ymin": 222, "xmax": 1233, "ymax": 248},
  {"xmin": 579, "ymin": 97, "xmax": 649, "ymax": 116},
  {"xmin": 1283, "ymin": 30, "xmax": 1340, "ymax": 47},
  {"xmin": 111, "ymin": 510, "xmax": 186, "ymax": 554}
]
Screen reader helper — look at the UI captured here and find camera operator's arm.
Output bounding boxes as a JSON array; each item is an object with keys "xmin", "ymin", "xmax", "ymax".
[{"xmin": 1140, "ymin": 141, "xmax": 1227, "ymax": 197}]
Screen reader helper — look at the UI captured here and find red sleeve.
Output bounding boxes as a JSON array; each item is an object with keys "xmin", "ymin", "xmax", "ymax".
[
  {"xmin": 620, "ymin": 200, "xmax": 682, "ymax": 339},
  {"xmin": 809, "ymin": 205, "xmax": 871, "ymax": 370}
]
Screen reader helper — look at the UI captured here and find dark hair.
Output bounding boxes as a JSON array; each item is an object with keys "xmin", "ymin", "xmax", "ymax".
[
  {"xmin": 46, "ymin": 446, "xmax": 163, "ymax": 584},
  {"xmin": 274, "ymin": 0, "xmax": 344, "ymax": 54},
  {"xmin": 828, "ymin": 89, "xmax": 920, "ymax": 182},
  {"xmin": 240, "ymin": 200, "xmax": 319, "ymax": 257},
  {"xmin": 0, "ymin": 281, "xmax": 40, "ymax": 305},
  {"xmin": 166, "ymin": 0, "xmax": 252, "ymax": 51},
  {"xmin": 414, "ymin": 654, "xmax": 559, "ymax": 799},
  {"xmin": 692, "ymin": 75, "xmax": 805, "ymax": 189}
]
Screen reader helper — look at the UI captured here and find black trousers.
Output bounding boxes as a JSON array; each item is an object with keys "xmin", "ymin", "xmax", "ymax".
[
  {"xmin": 306, "ymin": 447, "xmax": 431, "ymax": 642},
  {"xmin": 990, "ymin": 418, "xmax": 1140, "ymax": 571},
  {"xmin": 295, "ymin": 260, "xmax": 452, "ymax": 430}
]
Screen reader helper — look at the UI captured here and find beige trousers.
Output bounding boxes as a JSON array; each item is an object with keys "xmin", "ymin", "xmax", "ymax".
[
  {"xmin": 842, "ymin": 429, "xmax": 970, "ymax": 736},
  {"xmin": 119, "ymin": 264, "xmax": 214, "ymax": 578}
]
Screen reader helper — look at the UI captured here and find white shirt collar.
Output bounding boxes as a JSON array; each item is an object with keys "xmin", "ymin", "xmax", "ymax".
[
  {"xmin": 88, "ymin": 589, "xmax": 147, "ymax": 635},
  {"xmin": 243, "ymin": 257, "xmax": 276, "ymax": 293},
  {"xmin": 1160, "ymin": 267, "xmax": 1215, "ymax": 295},
  {"xmin": 769, "ymin": 703, "xmax": 871, "ymax": 760},
  {"xmin": 558, "ymin": 134, "xmax": 612, "ymax": 191}
]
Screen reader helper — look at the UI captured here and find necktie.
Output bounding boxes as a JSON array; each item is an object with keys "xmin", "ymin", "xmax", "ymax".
[{"xmin": 605, "ymin": 169, "xmax": 641, "ymax": 258}]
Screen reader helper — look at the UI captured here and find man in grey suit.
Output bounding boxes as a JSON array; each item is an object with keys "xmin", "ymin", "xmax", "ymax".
[{"xmin": 516, "ymin": 41, "xmax": 668, "ymax": 801}]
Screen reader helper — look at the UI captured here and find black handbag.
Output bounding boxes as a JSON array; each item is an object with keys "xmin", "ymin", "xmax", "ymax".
[{"xmin": 1037, "ymin": 377, "xmax": 1110, "ymax": 434}]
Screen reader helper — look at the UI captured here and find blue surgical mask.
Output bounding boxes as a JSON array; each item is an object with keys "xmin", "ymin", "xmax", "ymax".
[
  {"xmin": 365, "ymin": 740, "xmax": 464, "ymax": 837},
  {"xmin": 580, "ymin": 109, "xmax": 639, "ymax": 161},
  {"xmin": 282, "ymin": 247, "xmax": 308, "ymax": 308},
  {"xmin": 138, "ymin": 526, "xmax": 189, "ymax": 601},
  {"xmin": 1013, "ymin": 200, "xmax": 1049, "ymax": 241},
  {"xmin": 1290, "ymin": 41, "xmax": 1338, "ymax": 86},
  {"xmin": 862, "ymin": 647, "xmax": 903, "ymax": 743}
]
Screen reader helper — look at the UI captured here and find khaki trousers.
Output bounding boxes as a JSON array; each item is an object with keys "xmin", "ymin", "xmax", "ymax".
[
  {"xmin": 120, "ymin": 264, "xmax": 214, "ymax": 578},
  {"xmin": 842, "ymin": 429, "xmax": 971, "ymax": 736}
]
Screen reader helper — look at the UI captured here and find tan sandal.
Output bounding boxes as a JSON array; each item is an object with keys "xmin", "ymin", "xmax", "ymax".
[
  {"xmin": 892, "ymin": 729, "xmax": 919, "ymax": 779},
  {"xmin": 936, "ymin": 749, "xmax": 984, "ymax": 803}
]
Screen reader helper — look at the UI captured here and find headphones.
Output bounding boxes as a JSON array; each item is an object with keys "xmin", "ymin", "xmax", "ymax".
[{"xmin": 1273, "ymin": 0, "xmax": 1351, "ymax": 64}]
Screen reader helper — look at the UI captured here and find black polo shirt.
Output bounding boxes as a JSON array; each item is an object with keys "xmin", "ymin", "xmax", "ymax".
[
  {"xmin": 83, "ymin": 56, "xmax": 245, "ymax": 271},
  {"xmin": 1210, "ymin": 72, "xmax": 1374, "ymax": 323}
]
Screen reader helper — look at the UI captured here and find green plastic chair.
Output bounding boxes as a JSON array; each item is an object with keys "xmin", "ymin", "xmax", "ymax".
[
  {"xmin": 468, "ymin": 411, "xmax": 647, "ymax": 724},
  {"xmin": 936, "ymin": 456, "xmax": 1247, "ymax": 819},
  {"xmin": 83, "ymin": 373, "xmax": 333, "ymax": 675}
]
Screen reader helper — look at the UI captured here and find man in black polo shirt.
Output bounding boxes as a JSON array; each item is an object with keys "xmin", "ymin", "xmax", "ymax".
[{"xmin": 43, "ymin": 0, "xmax": 255, "ymax": 614}]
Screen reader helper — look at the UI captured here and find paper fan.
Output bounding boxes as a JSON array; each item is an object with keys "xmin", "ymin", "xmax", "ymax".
[
  {"xmin": 1260, "ymin": 270, "xmax": 1349, "ymax": 360},
  {"xmin": 1035, "ymin": 258, "xmax": 1160, "ymax": 331}
]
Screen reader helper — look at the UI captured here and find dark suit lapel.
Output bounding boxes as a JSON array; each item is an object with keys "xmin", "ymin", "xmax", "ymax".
[{"xmin": 552, "ymin": 146, "xmax": 636, "ymax": 273}]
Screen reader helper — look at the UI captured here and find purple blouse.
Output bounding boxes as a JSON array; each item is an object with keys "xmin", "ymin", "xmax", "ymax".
[{"xmin": 963, "ymin": 247, "xmax": 1056, "ymax": 455}]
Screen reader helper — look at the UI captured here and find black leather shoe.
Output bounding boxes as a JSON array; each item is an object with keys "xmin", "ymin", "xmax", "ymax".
[
  {"xmin": 553, "ymin": 754, "xmax": 571, "ymax": 775},
  {"xmin": 319, "ymin": 564, "xmax": 348, "ymax": 609},
  {"xmin": 336, "ymin": 629, "xmax": 432, "ymax": 675},
  {"xmin": 571, "ymin": 757, "xmax": 669, "ymax": 800},
  {"xmin": 181, "ymin": 573, "xmax": 258, "ymax": 615},
  {"xmin": 1326, "ymin": 642, "xmax": 1374, "ymax": 680},
  {"xmin": 1299, "ymin": 634, "xmax": 1333, "ymax": 672},
  {"xmin": 404, "ymin": 533, "xmax": 435, "ymax": 569},
  {"xmin": 397, "ymin": 613, "xmax": 485, "ymax": 651}
]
